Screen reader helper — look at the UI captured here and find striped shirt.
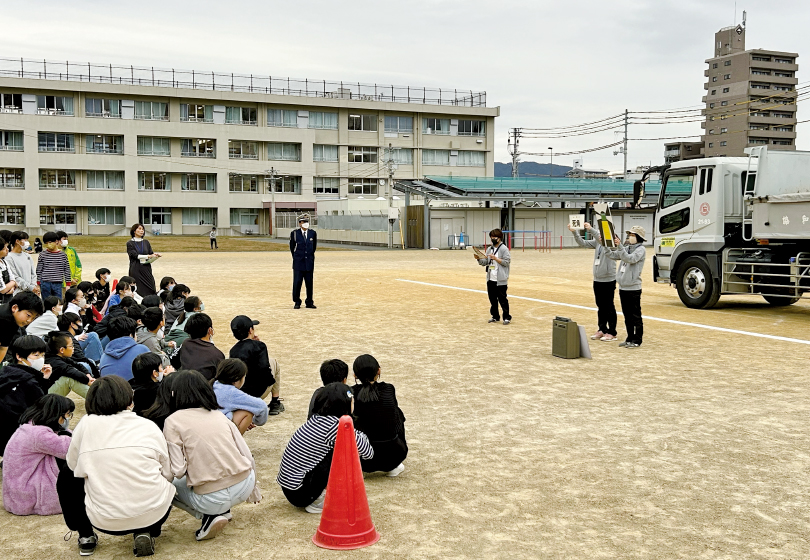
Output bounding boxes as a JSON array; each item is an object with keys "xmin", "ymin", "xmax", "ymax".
[
  {"xmin": 36, "ymin": 250, "xmax": 71, "ymax": 285},
  {"xmin": 277, "ymin": 415, "xmax": 373, "ymax": 490}
]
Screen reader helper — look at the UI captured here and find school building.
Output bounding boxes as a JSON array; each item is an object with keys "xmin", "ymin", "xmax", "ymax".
[{"xmin": 0, "ymin": 58, "xmax": 498, "ymax": 238}]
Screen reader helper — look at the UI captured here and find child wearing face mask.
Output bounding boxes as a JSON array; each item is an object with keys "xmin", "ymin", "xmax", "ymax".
[
  {"xmin": 129, "ymin": 351, "xmax": 173, "ymax": 416},
  {"xmin": 157, "ymin": 277, "xmax": 176, "ymax": 298},
  {"xmin": 105, "ymin": 280, "xmax": 133, "ymax": 312},
  {"xmin": 6, "ymin": 231, "xmax": 39, "ymax": 296},
  {"xmin": 119, "ymin": 275, "xmax": 143, "ymax": 304},
  {"xmin": 607, "ymin": 225, "xmax": 647, "ymax": 349},
  {"xmin": 56, "ymin": 231, "xmax": 82, "ymax": 285},
  {"xmin": 36, "ymin": 231, "xmax": 71, "ymax": 301},
  {"xmin": 176, "ymin": 313, "xmax": 224, "ymax": 380},
  {"xmin": 92, "ymin": 268, "xmax": 111, "ymax": 312},
  {"xmin": 0, "ymin": 236, "xmax": 19, "ymax": 304},
  {"xmin": 45, "ymin": 331, "xmax": 94, "ymax": 398},
  {"xmin": 475, "ymin": 228, "xmax": 512, "ymax": 325},
  {"xmin": 2, "ymin": 394, "xmax": 75, "ymax": 515},
  {"xmin": 0, "ymin": 336, "xmax": 53, "ymax": 454},
  {"xmin": 24, "ymin": 296, "xmax": 62, "ymax": 338}
]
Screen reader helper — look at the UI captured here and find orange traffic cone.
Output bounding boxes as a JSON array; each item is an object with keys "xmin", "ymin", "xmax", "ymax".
[{"xmin": 312, "ymin": 415, "xmax": 381, "ymax": 550}]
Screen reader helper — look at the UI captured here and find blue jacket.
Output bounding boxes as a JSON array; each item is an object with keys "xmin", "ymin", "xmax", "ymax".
[
  {"xmin": 290, "ymin": 228, "xmax": 317, "ymax": 271},
  {"xmin": 212, "ymin": 381, "xmax": 269, "ymax": 426},
  {"xmin": 99, "ymin": 337, "xmax": 150, "ymax": 381}
]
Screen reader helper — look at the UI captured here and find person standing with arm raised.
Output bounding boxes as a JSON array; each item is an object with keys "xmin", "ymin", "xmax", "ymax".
[
  {"xmin": 607, "ymin": 225, "xmax": 647, "ymax": 349},
  {"xmin": 570, "ymin": 221, "xmax": 618, "ymax": 342},
  {"xmin": 126, "ymin": 223, "xmax": 160, "ymax": 297},
  {"xmin": 290, "ymin": 213, "xmax": 317, "ymax": 309}
]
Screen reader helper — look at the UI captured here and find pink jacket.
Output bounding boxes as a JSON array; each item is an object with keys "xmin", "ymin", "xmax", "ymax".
[{"xmin": 2, "ymin": 423, "xmax": 71, "ymax": 516}]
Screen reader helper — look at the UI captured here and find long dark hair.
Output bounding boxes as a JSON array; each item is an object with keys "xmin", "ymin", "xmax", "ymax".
[
  {"xmin": 352, "ymin": 354, "xmax": 380, "ymax": 403},
  {"xmin": 144, "ymin": 374, "xmax": 176, "ymax": 423},
  {"xmin": 313, "ymin": 382, "xmax": 354, "ymax": 418},
  {"xmin": 19, "ymin": 394, "xmax": 75, "ymax": 432},
  {"xmin": 212, "ymin": 358, "xmax": 247, "ymax": 387},
  {"xmin": 170, "ymin": 370, "xmax": 219, "ymax": 412},
  {"xmin": 175, "ymin": 296, "xmax": 201, "ymax": 325}
]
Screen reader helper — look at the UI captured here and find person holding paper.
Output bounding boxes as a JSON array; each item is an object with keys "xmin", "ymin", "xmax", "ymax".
[
  {"xmin": 607, "ymin": 225, "xmax": 647, "ymax": 349},
  {"xmin": 126, "ymin": 224, "xmax": 159, "ymax": 297},
  {"xmin": 569, "ymin": 221, "xmax": 618, "ymax": 342},
  {"xmin": 474, "ymin": 228, "xmax": 512, "ymax": 325}
]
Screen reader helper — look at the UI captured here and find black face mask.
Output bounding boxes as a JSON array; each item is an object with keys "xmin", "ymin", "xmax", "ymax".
[{"xmin": 491, "ymin": 238, "xmax": 499, "ymax": 245}]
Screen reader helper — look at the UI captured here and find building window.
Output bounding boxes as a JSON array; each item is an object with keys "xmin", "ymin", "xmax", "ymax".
[
  {"xmin": 774, "ymin": 126, "xmax": 794, "ymax": 132},
  {"xmin": 458, "ymin": 120, "xmax": 486, "ymax": 136},
  {"xmin": 723, "ymin": 87, "xmax": 729, "ymax": 93},
  {"xmin": 0, "ymin": 131, "xmax": 23, "ymax": 151},
  {"xmin": 0, "ymin": 168, "xmax": 24, "ymax": 189},
  {"xmin": 775, "ymin": 58, "xmax": 794, "ymax": 64},
  {"xmin": 137, "ymin": 137, "xmax": 171, "ymax": 156},
  {"xmin": 750, "ymin": 124, "xmax": 770, "ymax": 131},
  {"xmin": 348, "ymin": 146, "xmax": 378, "ymax": 163},
  {"xmin": 38, "ymin": 133, "xmax": 75, "ymax": 153},
  {"xmin": 773, "ymin": 85, "xmax": 793, "ymax": 92},
  {"xmin": 348, "ymin": 114, "xmax": 377, "ymax": 132},
  {"xmin": 773, "ymin": 140, "xmax": 793, "ymax": 145},
  {"xmin": 720, "ymin": 114, "xmax": 728, "ymax": 120},
  {"xmin": 708, "ymin": 129, "xmax": 715, "ymax": 135},
  {"xmin": 720, "ymin": 127, "xmax": 728, "ymax": 133},
  {"xmin": 711, "ymin": 90, "xmax": 716, "ymax": 95},
  {"xmin": 774, "ymin": 71, "xmax": 794, "ymax": 78},
  {"xmin": 0, "ymin": 93, "xmax": 23, "ymax": 113},
  {"xmin": 724, "ymin": 60, "xmax": 731, "ymax": 66},
  {"xmin": 139, "ymin": 208, "xmax": 172, "ymax": 228},
  {"xmin": 751, "ymin": 112, "xmax": 770, "ymax": 117},
  {"xmin": 225, "ymin": 107, "xmax": 257, "ymax": 125},
  {"xmin": 87, "ymin": 171, "xmax": 124, "ymax": 190},
  {"xmin": 40, "ymin": 207, "xmax": 77, "ymax": 227},
  {"xmin": 86, "ymin": 135, "xmax": 123, "ymax": 154},
  {"xmin": 182, "ymin": 208, "xmax": 217, "ymax": 226},
  {"xmin": 709, "ymin": 103, "xmax": 715, "ymax": 109},
  {"xmin": 423, "ymin": 118, "xmax": 450, "ymax": 135},
  {"xmin": 723, "ymin": 74, "xmax": 731, "ymax": 80},
  {"xmin": 267, "ymin": 143, "xmax": 301, "ymax": 161},
  {"xmin": 384, "ymin": 116, "xmax": 413, "ymax": 133},
  {"xmin": 0, "ymin": 206, "xmax": 24, "ymax": 225},
  {"xmin": 181, "ymin": 174, "xmax": 216, "ymax": 192},
  {"xmin": 313, "ymin": 177, "xmax": 340, "ymax": 195},
  {"xmin": 85, "ymin": 98, "xmax": 120, "ymax": 118},
  {"xmin": 87, "ymin": 207, "xmax": 124, "ymax": 225},
  {"xmin": 720, "ymin": 101, "xmax": 728, "ymax": 106},
  {"xmin": 268, "ymin": 176, "xmax": 301, "ymax": 193},
  {"xmin": 390, "ymin": 148, "xmax": 413, "ymax": 165},
  {"xmin": 229, "ymin": 174, "xmax": 260, "ymax": 193},
  {"xmin": 751, "ymin": 70, "xmax": 771, "ymax": 76},
  {"xmin": 457, "ymin": 151, "xmax": 485, "ymax": 167},
  {"xmin": 37, "ymin": 96, "xmax": 74, "ymax": 116},
  {"xmin": 180, "ymin": 104, "xmax": 213, "ymax": 123},
  {"xmin": 752, "ymin": 55, "xmax": 771, "ymax": 62},
  {"xmin": 719, "ymin": 141, "xmax": 727, "ymax": 147},
  {"xmin": 268, "ymin": 109, "xmax": 298, "ymax": 127},
  {"xmin": 422, "ymin": 149, "xmax": 450, "ymax": 165},
  {"xmin": 348, "ymin": 178, "xmax": 378, "ymax": 195},
  {"xmin": 712, "ymin": 77, "xmax": 718, "ymax": 83},
  {"xmin": 748, "ymin": 138, "xmax": 768, "ymax": 145},
  {"xmin": 228, "ymin": 141, "xmax": 259, "ymax": 160},
  {"xmin": 750, "ymin": 83, "xmax": 770, "ymax": 90},
  {"xmin": 712, "ymin": 63, "xmax": 718, "ymax": 69},
  {"xmin": 181, "ymin": 139, "xmax": 215, "ymax": 158},
  {"xmin": 308, "ymin": 111, "xmax": 338, "ymax": 130},
  {"xmin": 313, "ymin": 144, "xmax": 338, "ymax": 162},
  {"xmin": 708, "ymin": 143, "xmax": 714, "ymax": 148},
  {"xmin": 230, "ymin": 208, "xmax": 259, "ymax": 226},
  {"xmin": 139, "ymin": 172, "xmax": 170, "ymax": 191},
  {"xmin": 39, "ymin": 170, "xmax": 76, "ymax": 189},
  {"xmin": 134, "ymin": 101, "xmax": 168, "ymax": 120},
  {"xmin": 773, "ymin": 111, "xmax": 794, "ymax": 118}
]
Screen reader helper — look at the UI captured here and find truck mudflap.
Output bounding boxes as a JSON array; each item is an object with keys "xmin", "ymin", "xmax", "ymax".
[{"xmin": 653, "ymin": 255, "xmax": 670, "ymax": 284}]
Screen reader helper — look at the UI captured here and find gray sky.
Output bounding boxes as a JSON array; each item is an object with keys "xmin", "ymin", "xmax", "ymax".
[{"xmin": 2, "ymin": 0, "xmax": 808, "ymax": 171}]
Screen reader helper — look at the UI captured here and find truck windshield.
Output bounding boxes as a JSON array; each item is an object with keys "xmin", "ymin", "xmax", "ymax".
[{"xmin": 661, "ymin": 172, "xmax": 694, "ymax": 208}]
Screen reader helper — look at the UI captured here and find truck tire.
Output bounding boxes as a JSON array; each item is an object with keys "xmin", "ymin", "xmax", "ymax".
[
  {"xmin": 762, "ymin": 295, "xmax": 800, "ymax": 306},
  {"xmin": 676, "ymin": 256, "xmax": 721, "ymax": 309}
]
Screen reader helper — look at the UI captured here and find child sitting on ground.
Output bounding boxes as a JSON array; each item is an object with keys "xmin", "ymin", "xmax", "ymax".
[
  {"xmin": 228, "ymin": 315, "xmax": 284, "ymax": 415},
  {"xmin": 163, "ymin": 284, "xmax": 190, "ymax": 330},
  {"xmin": 211, "ymin": 359, "xmax": 269, "ymax": 435},
  {"xmin": 277, "ymin": 383, "xmax": 374, "ymax": 513},
  {"xmin": 25, "ymin": 296, "xmax": 61, "ymax": 338},
  {"xmin": 137, "ymin": 307, "xmax": 174, "ymax": 365},
  {"xmin": 129, "ymin": 352, "xmax": 173, "ymax": 416},
  {"xmin": 2, "ymin": 394, "xmax": 74, "ymax": 515},
  {"xmin": 307, "ymin": 359, "xmax": 348, "ymax": 418},
  {"xmin": 351, "ymin": 354, "xmax": 407, "ymax": 477},
  {"xmin": 44, "ymin": 331, "xmax": 93, "ymax": 398}
]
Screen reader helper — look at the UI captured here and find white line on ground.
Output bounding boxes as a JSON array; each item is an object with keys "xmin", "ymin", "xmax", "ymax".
[{"xmin": 396, "ymin": 279, "xmax": 810, "ymax": 346}]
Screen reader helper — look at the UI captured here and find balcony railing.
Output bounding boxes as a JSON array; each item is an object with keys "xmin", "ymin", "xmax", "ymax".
[
  {"xmin": 181, "ymin": 116, "xmax": 213, "ymax": 123},
  {"xmin": 0, "ymin": 107, "xmax": 22, "ymax": 114},
  {"xmin": 37, "ymin": 108, "xmax": 73, "ymax": 116},
  {"xmin": 181, "ymin": 151, "xmax": 215, "ymax": 158},
  {"xmin": 38, "ymin": 146, "xmax": 75, "ymax": 153},
  {"xmin": 229, "ymin": 152, "xmax": 259, "ymax": 160},
  {"xmin": 39, "ymin": 183, "xmax": 76, "ymax": 189},
  {"xmin": 225, "ymin": 119, "xmax": 257, "ymax": 126},
  {"xmin": 0, "ymin": 181, "xmax": 24, "ymax": 188},
  {"xmin": 0, "ymin": 145, "xmax": 22, "ymax": 151},
  {"xmin": 86, "ymin": 111, "xmax": 120, "ymax": 118},
  {"xmin": 0, "ymin": 57, "xmax": 487, "ymax": 108},
  {"xmin": 87, "ymin": 147, "xmax": 123, "ymax": 154}
]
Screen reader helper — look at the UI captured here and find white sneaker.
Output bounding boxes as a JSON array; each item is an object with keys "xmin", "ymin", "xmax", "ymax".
[
  {"xmin": 305, "ymin": 490, "xmax": 326, "ymax": 514},
  {"xmin": 386, "ymin": 463, "xmax": 405, "ymax": 477}
]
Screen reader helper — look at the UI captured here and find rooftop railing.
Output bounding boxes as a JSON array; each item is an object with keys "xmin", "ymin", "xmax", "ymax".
[{"xmin": 0, "ymin": 57, "xmax": 487, "ymax": 108}]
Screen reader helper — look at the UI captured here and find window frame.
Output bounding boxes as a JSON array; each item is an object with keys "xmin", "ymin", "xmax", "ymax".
[
  {"xmin": 228, "ymin": 140, "xmax": 259, "ymax": 160},
  {"xmin": 38, "ymin": 132, "xmax": 75, "ymax": 153},
  {"xmin": 181, "ymin": 138, "xmax": 216, "ymax": 158},
  {"xmin": 87, "ymin": 206, "xmax": 125, "ymax": 226},
  {"xmin": 348, "ymin": 114, "xmax": 378, "ymax": 132},
  {"xmin": 39, "ymin": 169, "xmax": 76, "ymax": 189},
  {"xmin": 138, "ymin": 171, "xmax": 170, "ymax": 191},
  {"xmin": 86, "ymin": 134, "xmax": 124, "ymax": 155},
  {"xmin": 181, "ymin": 173, "xmax": 216, "ymax": 192},
  {"xmin": 137, "ymin": 136, "xmax": 171, "ymax": 156},
  {"xmin": 0, "ymin": 168, "xmax": 24, "ymax": 189},
  {"xmin": 347, "ymin": 177, "xmax": 378, "ymax": 195},
  {"xmin": 457, "ymin": 120, "xmax": 486, "ymax": 137},
  {"xmin": 313, "ymin": 177, "xmax": 340, "ymax": 195},
  {"xmin": 266, "ymin": 142, "xmax": 301, "ymax": 162},
  {"xmin": 86, "ymin": 170, "xmax": 124, "ymax": 191},
  {"xmin": 347, "ymin": 146, "xmax": 378, "ymax": 163},
  {"xmin": 313, "ymin": 144, "xmax": 339, "ymax": 162}
]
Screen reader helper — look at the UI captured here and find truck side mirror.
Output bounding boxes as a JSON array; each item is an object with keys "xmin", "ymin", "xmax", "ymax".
[{"xmin": 633, "ymin": 180, "xmax": 645, "ymax": 209}]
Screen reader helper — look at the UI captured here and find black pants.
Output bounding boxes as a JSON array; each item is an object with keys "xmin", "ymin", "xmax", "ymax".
[
  {"xmin": 210, "ymin": 237, "xmax": 218, "ymax": 249},
  {"xmin": 57, "ymin": 462, "xmax": 171, "ymax": 539},
  {"xmin": 619, "ymin": 289, "xmax": 643, "ymax": 344},
  {"xmin": 593, "ymin": 281, "xmax": 618, "ymax": 336},
  {"xmin": 487, "ymin": 281, "xmax": 510, "ymax": 321},
  {"xmin": 282, "ymin": 450, "xmax": 333, "ymax": 507},
  {"xmin": 360, "ymin": 436, "xmax": 408, "ymax": 473},
  {"xmin": 293, "ymin": 269, "xmax": 314, "ymax": 306}
]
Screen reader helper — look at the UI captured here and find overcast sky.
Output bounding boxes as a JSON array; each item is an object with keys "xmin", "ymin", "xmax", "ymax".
[{"xmin": 2, "ymin": 0, "xmax": 808, "ymax": 171}]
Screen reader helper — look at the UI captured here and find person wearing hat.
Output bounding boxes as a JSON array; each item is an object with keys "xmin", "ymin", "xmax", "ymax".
[
  {"xmin": 569, "ymin": 221, "xmax": 618, "ymax": 342},
  {"xmin": 228, "ymin": 315, "xmax": 284, "ymax": 415},
  {"xmin": 607, "ymin": 225, "xmax": 647, "ymax": 348},
  {"xmin": 289, "ymin": 213, "xmax": 317, "ymax": 309}
]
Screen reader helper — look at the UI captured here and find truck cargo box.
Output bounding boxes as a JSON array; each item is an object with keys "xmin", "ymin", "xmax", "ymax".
[{"xmin": 746, "ymin": 147, "xmax": 810, "ymax": 240}]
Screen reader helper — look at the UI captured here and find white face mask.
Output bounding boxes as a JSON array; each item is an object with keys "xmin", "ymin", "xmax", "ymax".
[
  {"xmin": 61, "ymin": 240, "xmax": 69, "ymax": 247},
  {"xmin": 60, "ymin": 417, "xmax": 70, "ymax": 430},
  {"xmin": 156, "ymin": 370, "xmax": 164, "ymax": 383},
  {"xmin": 157, "ymin": 326, "xmax": 165, "ymax": 338},
  {"xmin": 77, "ymin": 298, "xmax": 87, "ymax": 307},
  {"xmin": 22, "ymin": 240, "xmax": 30, "ymax": 249},
  {"xmin": 28, "ymin": 357, "xmax": 45, "ymax": 371},
  {"xmin": 104, "ymin": 274, "xmax": 110, "ymax": 282},
  {"xmin": 301, "ymin": 222, "xmax": 309, "ymax": 229},
  {"xmin": 167, "ymin": 284, "xmax": 175, "ymax": 292},
  {"xmin": 54, "ymin": 306, "xmax": 63, "ymax": 316}
]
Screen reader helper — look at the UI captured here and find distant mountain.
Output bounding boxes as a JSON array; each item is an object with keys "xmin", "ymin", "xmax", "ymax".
[{"xmin": 494, "ymin": 161, "xmax": 573, "ymax": 178}]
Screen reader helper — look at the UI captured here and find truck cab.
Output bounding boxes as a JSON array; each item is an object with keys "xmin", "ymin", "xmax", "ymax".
[{"xmin": 653, "ymin": 148, "xmax": 810, "ymax": 308}]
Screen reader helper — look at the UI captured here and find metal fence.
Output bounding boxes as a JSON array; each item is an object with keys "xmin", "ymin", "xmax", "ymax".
[
  {"xmin": 275, "ymin": 212, "xmax": 318, "ymax": 229},
  {"xmin": 318, "ymin": 213, "xmax": 394, "ymax": 232},
  {"xmin": 0, "ymin": 57, "xmax": 486, "ymax": 108}
]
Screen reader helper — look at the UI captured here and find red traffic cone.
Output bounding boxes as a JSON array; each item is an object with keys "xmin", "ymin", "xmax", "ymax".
[{"xmin": 312, "ymin": 415, "xmax": 381, "ymax": 550}]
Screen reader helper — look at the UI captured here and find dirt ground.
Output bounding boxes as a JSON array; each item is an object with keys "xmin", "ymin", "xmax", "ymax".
[{"xmin": 2, "ymin": 247, "xmax": 809, "ymax": 559}]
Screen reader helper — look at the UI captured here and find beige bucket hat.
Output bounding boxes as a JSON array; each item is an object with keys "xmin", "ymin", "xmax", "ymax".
[{"xmin": 625, "ymin": 225, "xmax": 646, "ymax": 242}]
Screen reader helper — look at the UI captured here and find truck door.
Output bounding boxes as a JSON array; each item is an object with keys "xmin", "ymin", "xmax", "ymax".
[
  {"xmin": 654, "ymin": 167, "xmax": 696, "ymax": 280},
  {"xmin": 693, "ymin": 166, "xmax": 719, "ymax": 240}
]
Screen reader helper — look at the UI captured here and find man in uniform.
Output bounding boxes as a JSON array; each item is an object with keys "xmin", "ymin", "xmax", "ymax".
[{"xmin": 290, "ymin": 213, "xmax": 317, "ymax": 309}]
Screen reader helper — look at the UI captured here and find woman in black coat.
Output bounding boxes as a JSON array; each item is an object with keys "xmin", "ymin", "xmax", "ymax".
[{"xmin": 126, "ymin": 223, "xmax": 160, "ymax": 297}]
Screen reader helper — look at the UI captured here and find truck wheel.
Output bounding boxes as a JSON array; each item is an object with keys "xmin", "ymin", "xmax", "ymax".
[
  {"xmin": 762, "ymin": 295, "xmax": 800, "ymax": 306},
  {"xmin": 676, "ymin": 256, "xmax": 721, "ymax": 309}
]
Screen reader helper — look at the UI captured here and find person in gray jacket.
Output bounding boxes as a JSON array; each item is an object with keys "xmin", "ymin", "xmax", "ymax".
[
  {"xmin": 607, "ymin": 225, "xmax": 647, "ymax": 348},
  {"xmin": 475, "ymin": 228, "xmax": 512, "ymax": 325},
  {"xmin": 570, "ymin": 221, "xmax": 618, "ymax": 341}
]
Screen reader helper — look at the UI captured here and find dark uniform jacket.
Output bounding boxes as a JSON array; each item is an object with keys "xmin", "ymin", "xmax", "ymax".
[{"xmin": 290, "ymin": 229, "xmax": 317, "ymax": 271}]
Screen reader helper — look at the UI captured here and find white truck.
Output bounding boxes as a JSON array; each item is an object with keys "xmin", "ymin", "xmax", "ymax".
[{"xmin": 647, "ymin": 146, "xmax": 810, "ymax": 308}]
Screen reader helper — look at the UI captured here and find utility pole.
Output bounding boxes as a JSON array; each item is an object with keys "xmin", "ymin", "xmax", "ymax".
[
  {"xmin": 508, "ymin": 128, "xmax": 520, "ymax": 177},
  {"xmin": 623, "ymin": 109, "xmax": 629, "ymax": 178},
  {"xmin": 385, "ymin": 143, "xmax": 396, "ymax": 249},
  {"xmin": 264, "ymin": 167, "xmax": 276, "ymax": 236},
  {"xmin": 548, "ymin": 147, "xmax": 553, "ymax": 177}
]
